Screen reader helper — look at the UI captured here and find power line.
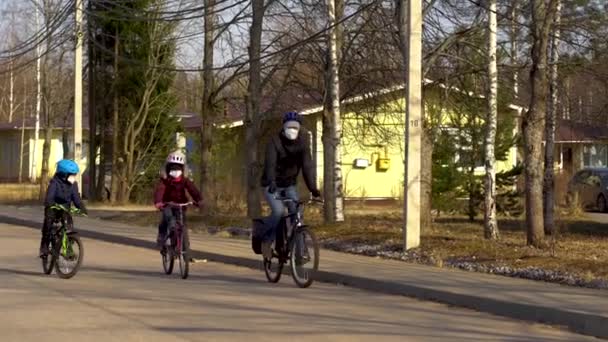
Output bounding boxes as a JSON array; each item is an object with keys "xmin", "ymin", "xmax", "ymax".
[
  {"xmin": 85, "ymin": 0, "xmax": 381, "ymax": 73},
  {"xmin": 0, "ymin": 0, "xmax": 75, "ymax": 60}
]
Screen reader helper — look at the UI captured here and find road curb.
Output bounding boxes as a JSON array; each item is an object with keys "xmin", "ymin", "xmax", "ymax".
[{"xmin": 2, "ymin": 214, "xmax": 606, "ymax": 339}]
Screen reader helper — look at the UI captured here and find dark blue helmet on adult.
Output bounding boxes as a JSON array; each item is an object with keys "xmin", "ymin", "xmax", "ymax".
[{"xmin": 282, "ymin": 111, "xmax": 301, "ymax": 124}]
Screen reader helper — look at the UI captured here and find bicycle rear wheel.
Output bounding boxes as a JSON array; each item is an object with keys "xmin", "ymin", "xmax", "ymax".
[
  {"xmin": 55, "ymin": 234, "xmax": 84, "ymax": 279},
  {"xmin": 264, "ymin": 248, "xmax": 284, "ymax": 283},
  {"xmin": 290, "ymin": 227, "xmax": 319, "ymax": 288},
  {"xmin": 178, "ymin": 229, "xmax": 189, "ymax": 279}
]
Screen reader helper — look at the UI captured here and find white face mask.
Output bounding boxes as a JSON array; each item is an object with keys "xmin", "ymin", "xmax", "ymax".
[
  {"xmin": 169, "ymin": 170, "xmax": 183, "ymax": 178},
  {"xmin": 67, "ymin": 175, "xmax": 76, "ymax": 184},
  {"xmin": 284, "ymin": 127, "xmax": 299, "ymax": 140}
]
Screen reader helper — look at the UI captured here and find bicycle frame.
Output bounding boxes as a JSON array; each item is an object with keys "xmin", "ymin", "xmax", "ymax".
[
  {"xmin": 274, "ymin": 197, "xmax": 322, "ymax": 259},
  {"xmin": 49, "ymin": 205, "xmax": 78, "ymax": 257},
  {"xmin": 164, "ymin": 202, "xmax": 192, "ymax": 255}
]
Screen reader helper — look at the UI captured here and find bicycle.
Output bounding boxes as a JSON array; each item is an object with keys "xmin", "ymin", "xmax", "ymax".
[
  {"xmin": 160, "ymin": 202, "xmax": 193, "ymax": 279},
  {"xmin": 41, "ymin": 204, "xmax": 85, "ymax": 279},
  {"xmin": 258, "ymin": 197, "xmax": 322, "ymax": 288}
]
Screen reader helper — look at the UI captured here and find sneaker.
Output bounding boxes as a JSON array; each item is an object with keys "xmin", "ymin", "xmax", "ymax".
[{"xmin": 261, "ymin": 241, "xmax": 273, "ymax": 260}]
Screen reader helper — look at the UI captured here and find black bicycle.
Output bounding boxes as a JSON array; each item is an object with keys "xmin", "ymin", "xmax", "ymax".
[
  {"xmin": 41, "ymin": 204, "xmax": 85, "ymax": 279},
  {"xmin": 259, "ymin": 197, "xmax": 321, "ymax": 288}
]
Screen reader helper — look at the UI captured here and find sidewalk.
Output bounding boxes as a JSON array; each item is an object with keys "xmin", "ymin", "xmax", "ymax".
[{"xmin": 1, "ymin": 204, "xmax": 607, "ymax": 339}]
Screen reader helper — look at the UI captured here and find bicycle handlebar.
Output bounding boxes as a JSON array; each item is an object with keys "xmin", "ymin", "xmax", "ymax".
[
  {"xmin": 164, "ymin": 201, "xmax": 194, "ymax": 208},
  {"xmin": 274, "ymin": 197, "xmax": 324, "ymax": 205},
  {"xmin": 50, "ymin": 204, "xmax": 87, "ymax": 216}
]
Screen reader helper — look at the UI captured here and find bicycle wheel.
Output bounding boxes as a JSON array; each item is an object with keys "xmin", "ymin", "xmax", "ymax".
[
  {"xmin": 55, "ymin": 234, "xmax": 84, "ymax": 279},
  {"xmin": 161, "ymin": 237, "xmax": 174, "ymax": 275},
  {"xmin": 41, "ymin": 240, "xmax": 56, "ymax": 275},
  {"xmin": 264, "ymin": 247, "xmax": 284, "ymax": 283},
  {"xmin": 178, "ymin": 229, "xmax": 189, "ymax": 279},
  {"xmin": 290, "ymin": 227, "xmax": 319, "ymax": 288}
]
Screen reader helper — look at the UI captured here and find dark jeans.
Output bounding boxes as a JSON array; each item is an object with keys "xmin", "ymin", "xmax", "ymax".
[
  {"xmin": 40, "ymin": 207, "xmax": 70, "ymax": 251},
  {"xmin": 158, "ymin": 207, "xmax": 185, "ymax": 238},
  {"xmin": 262, "ymin": 185, "xmax": 298, "ymax": 243}
]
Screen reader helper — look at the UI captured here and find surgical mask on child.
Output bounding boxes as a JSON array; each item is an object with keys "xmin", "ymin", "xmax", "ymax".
[
  {"xmin": 283, "ymin": 127, "xmax": 299, "ymax": 140},
  {"xmin": 67, "ymin": 175, "xmax": 76, "ymax": 184},
  {"xmin": 169, "ymin": 170, "xmax": 183, "ymax": 178}
]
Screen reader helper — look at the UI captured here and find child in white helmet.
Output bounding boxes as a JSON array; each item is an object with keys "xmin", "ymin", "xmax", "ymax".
[{"xmin": 153, "ymin": 151, "xmax": 202, "ymax": 247}]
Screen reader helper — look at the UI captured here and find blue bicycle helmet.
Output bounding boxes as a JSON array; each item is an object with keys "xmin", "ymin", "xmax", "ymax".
[
  {"xmin": 56, "ymin": 159, "xmax": 80, "ymax": 175},
  {"xmin": 282, "ymin": 111, "xmax": 301, "ymax": 123}
]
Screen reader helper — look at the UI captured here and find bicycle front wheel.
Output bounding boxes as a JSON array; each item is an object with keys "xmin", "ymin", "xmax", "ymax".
[
  {"xmin": 41, "ymin": 240, "xmax": 56, "ymax": 275},
  {"xmin": 178, "ymin": 229, "xmax": 190, "ymax": 279},
  {"xmin": 290, "ymin": 227, "xmax": 319, "ymax": 288},
  {"xmin": 161, "ymin": 244, "xmax": 174, "ymax": 275},
  {"xmin": 55, "ymin": 234, "xmax": 84, "ymax": 279}
]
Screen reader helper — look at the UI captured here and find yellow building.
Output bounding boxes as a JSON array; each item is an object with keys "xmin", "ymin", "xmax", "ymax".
[
  {"xmin": 0, "ymin": 121, "xmax": 88, "ymax": 182},
  {"xmin": 299, "ymin": 82, "xmax": 523, "ymax": 200}
]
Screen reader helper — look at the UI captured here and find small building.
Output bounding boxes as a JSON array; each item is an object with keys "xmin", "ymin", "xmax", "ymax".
[
  {"xmin": 555, "ymin": 119, "xmax": 608, "ymax": 175},
  {"xmin": 0, "ymin": 117, "xmax": 89, "ymax": 182}
]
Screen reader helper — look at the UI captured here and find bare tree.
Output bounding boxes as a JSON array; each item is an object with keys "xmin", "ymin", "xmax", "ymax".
[
  {"xmin": 484, "ymin": 0, "xmax": 499, "ymax": 240},
  {"xmin": 200, "ymin": 0, "xmax": 217, "ymax": 212},
  {"xmin": 323, "ymin": 0, "xmax": 345, "ymax": 223},
  {"xmin": 38, "ymin": 0, "xmax": 73, "ymax": 199},
  {"xmin": 544, "ymin": 0, "xmax": 561, "ymax": 235},
  {"xmin": 245, "ymin": 0, "xmax": 265, "ymax": 218},
  {"xmin": 110, "ymin": 29, "xmax": 120, "ymax": 203},
  {"xmin": 524, "ymin": 0, "xmax": 559, "ymax": 247}
]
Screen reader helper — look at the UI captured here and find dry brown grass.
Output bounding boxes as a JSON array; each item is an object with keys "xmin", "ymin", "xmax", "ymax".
[
  {"xmin": 96, "ymin": 202, "xmax": 608, "ymax": 280},
  {"xmin": 0, "ymin": 183, "xmax": 39, "ymax": 203}
]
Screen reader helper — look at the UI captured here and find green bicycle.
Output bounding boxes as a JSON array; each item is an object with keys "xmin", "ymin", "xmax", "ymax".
[{"xmin": 41, "ymin": 204, "xmax": 85, "ymax": 279}]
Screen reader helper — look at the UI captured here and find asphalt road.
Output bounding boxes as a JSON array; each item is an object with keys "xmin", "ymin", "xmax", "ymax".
[{"xmin": 0, "ymin": 223, "xmax": 599, "ymax": 342}]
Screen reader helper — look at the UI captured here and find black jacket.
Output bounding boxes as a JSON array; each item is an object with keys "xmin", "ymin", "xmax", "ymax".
[
  {"xmin": 44, "ymin": 174, "xmax": 85, "ymax": 210},
  {"xmin": 261, "ymin": 131, "xmax": 317, "ymax": 191}
]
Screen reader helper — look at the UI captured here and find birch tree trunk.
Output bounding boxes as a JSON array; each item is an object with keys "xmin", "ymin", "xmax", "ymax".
[
  {"xmin": 245, "ymin": 0, "xmax": 264, "ymax": 218},
  {"xmin": 524, "ymin": 0, "xmax": 558, "ymax": 247},
  {"xmin": 88, "ymin": 0, "xmax": 98, "ymax": 200},
  {"xmin": 322, "ymin": 0, "xmax": 345, "ymax": 223},
  {"xmin": 9, "ymin": 59, "xmax": 14, "ymax": 123},
  {"xmin": 510, "ymin": 0, "xmax": 519, "ymax": 99},
  {"xmin": 484, "ymin": 0, "xmax": 499, "ymax": 240},
  {"xmin": 200, "ymin": 0, "xmax": 216, "ymax": 213},
  {"xmin": 19, "ymin": 78, "xmax": 27, "ymax": 183},
  {"xmin": 32, "ymin": 5, "xmax": 42, "ymax": 183},
  {"xmin": 544, "ymin": 0, "xmax": 561, "ymax": 235}
]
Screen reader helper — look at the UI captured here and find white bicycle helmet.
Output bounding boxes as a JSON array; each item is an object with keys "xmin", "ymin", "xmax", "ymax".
[{"xmin": 166, "ymin": 151, "xmax": 186, "ymax": 165}]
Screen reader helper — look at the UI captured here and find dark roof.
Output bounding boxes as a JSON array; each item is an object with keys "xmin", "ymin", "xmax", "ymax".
[
  {"xmin": 179, "ymin": 91, "xmax": 322, "ymax": 130},
  {"xmin": 556, "ymin": 119, "xmax": 608, "ymax": 143}
]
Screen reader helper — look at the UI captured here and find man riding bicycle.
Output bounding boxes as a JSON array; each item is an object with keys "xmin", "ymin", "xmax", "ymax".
[{"xmin": 260, "ymin": 111, "xmax": 321, "ymax": 259}]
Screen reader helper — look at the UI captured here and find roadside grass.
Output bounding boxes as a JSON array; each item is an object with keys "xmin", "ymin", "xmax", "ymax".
[
  {"xmin": 0, "ymin": 183, "xmax": 39, "ymax": 203},
  {"xmin": 89, "ymin": 202, "xmax": 608, "ymax": 280}
]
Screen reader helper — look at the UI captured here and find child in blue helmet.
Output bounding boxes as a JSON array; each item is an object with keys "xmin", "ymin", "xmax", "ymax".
[{"xmin": 39, "ymin": 159, "xmax": 87, "ymax": 257}]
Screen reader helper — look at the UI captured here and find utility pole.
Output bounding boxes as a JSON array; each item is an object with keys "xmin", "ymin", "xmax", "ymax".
[
  {"xmin": 401, "ymin": 0, "xmax": 422, "ymax": 250},
  {"xmin": 74, "ymin": 0, "xmax": 84, "ymax": 186},
  {"xmin": 32, "ymin": 4, "xmax": 42, "ymax": 182}
]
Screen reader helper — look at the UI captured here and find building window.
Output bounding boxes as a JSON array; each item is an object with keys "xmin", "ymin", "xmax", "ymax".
[{"xmin": 583, "ymin": 144, "xmax": 608, "ymax": 167}]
